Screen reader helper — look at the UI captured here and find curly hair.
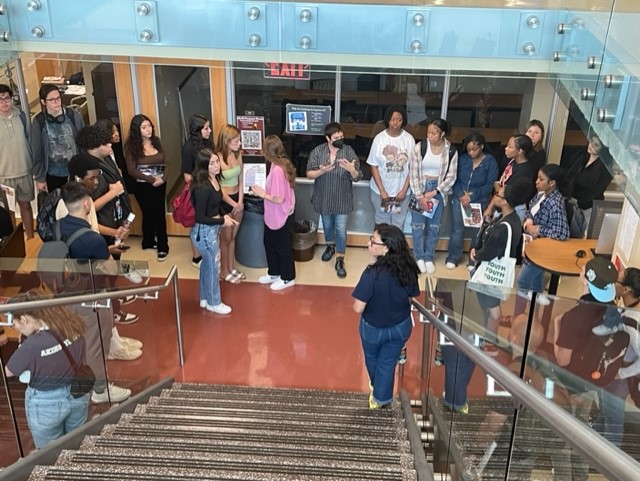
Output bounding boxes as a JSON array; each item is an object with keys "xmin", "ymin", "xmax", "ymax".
[
  {"xmin": 124, "ymin": 114, "xmax": 162, "ymax": 161},
  {"xmin": 75, "ymin": 125, "xmax": 111, "ymax": 151},
  {"xmin": 263, "ymin": 135, "xmax": 296, "ymax": 189},
  {"xmin": 216, "ymin": 124, "xmax": 241, "ymax": 166},
  {"xmin": 10, "ymin": 288, "xmax": 86, "ymax": 341},
  {"xmin": 369, "ymin": 223, "xmax": 419, "ymax": 287}
]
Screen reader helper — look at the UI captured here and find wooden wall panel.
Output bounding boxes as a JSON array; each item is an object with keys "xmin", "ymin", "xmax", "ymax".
[
  {"xmin": 113, "ymin": 57, "xmax": 135, "ymax": 141},
  {"xmin": 134, "ymin": 63, "xmax": 158, "ymax": 127},
  {"xmin": 209, "ymin": 61, "xmax": 228, "ymax": 136}
]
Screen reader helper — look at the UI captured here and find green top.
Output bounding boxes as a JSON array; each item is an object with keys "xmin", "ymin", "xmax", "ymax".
[{"xmin": 220, "ymin": 165, "xmax": 241, "ymax": 187}]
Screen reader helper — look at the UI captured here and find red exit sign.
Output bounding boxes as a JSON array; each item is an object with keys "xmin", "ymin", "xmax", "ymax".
[{"xmin": 263, "ymin": 63, "xmax": 310, "ymax": 80}]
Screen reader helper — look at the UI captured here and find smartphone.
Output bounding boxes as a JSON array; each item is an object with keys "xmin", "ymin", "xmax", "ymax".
[{"xmin": 118, "ymin": 245, "xmax": 131, "ymax": 251}]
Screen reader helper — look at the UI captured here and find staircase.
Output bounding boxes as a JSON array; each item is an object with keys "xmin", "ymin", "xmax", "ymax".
[{"xmin": 26, "ymin": 383, "xmax": 423, "ymax": 481}]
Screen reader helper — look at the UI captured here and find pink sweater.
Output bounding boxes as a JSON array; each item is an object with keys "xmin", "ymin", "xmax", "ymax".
[{"xmin": 264, "ymin": 165, "xmax": 295, "ymax": 229}]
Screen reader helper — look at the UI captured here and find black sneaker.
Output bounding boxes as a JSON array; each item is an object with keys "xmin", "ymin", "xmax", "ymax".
[
  {"xmin": 157, "ymin": 251, "xmax": 168, "ymax": 262},
  {"xmin": 321, "ymin": 245, "xmax": 335, "ymax": 262},
  {"xmin": 335, "ymin": 257, "xmax": 347, "ymax": 278}
]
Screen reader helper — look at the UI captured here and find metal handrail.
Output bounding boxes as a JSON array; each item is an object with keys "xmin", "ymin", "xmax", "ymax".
[
  {"xmin": 412, "ymin": 300, "xmax": 640, "ymax": 481},
  {"xmin": 0, "ymin": 265, "xmax": 185, "ymax": 365}
]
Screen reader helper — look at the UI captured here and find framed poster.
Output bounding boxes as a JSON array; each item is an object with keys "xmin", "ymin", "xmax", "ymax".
[
  {"xmin": 236, "ymin": 116, "xmax": 265, "ymax": 156},
  {"xmin": 285, "ymin": 104, "xmax": 332, "ymax": 136}
]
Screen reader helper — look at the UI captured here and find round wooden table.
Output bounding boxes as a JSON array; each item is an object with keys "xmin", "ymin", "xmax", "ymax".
[{"xmin": 524, "ymin": 238, "xmax": 598, "ymax": 295}]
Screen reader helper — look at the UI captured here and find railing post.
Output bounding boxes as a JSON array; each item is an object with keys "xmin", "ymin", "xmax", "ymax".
[{"xmin": 172, "ymin": 268, "xmax": 184, "ymax": 366}]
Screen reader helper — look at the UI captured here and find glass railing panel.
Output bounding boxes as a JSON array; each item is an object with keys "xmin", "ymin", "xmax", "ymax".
[{"xmin": 0, "ymin": 258, "xmax": 169, "ymax": 465}]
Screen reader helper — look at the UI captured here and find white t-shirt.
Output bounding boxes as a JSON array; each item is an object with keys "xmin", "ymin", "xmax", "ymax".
[{"xmin": 367, "ymin": 129, "xmax": 415, "ymax": 196}]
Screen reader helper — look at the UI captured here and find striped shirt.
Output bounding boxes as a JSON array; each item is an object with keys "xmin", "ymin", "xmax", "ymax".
[{"xmin": 307, "ymin": 142, "xmax": 362, "ymax": 215}]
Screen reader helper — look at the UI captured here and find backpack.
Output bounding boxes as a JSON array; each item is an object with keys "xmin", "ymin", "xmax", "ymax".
[
  {"xmin": 36, "ymin": 188, "xmax": 63, "ymax": 242},
  {"xmin": 36, "ymin": 221, "xmax": 92, "ymax": 286},
  {"xmin": 171, "ymin": 182, "xmax": 195, "ymax": 228}
]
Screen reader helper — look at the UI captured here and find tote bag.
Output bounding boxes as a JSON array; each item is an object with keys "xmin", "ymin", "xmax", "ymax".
[{"xmin": 469, "ymin": 222, "xmax": 516, "ymax": 301}]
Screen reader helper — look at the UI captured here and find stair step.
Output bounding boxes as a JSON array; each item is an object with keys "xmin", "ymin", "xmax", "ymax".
[
  {"xmin": 105, "ymin": 421, "xmax": 406, "ymax": 450},
  {"xmin": 81, "ymin": 434, "xmax": 410, "ymax": 464},
  {"xmin": 54, "ymin": 447, "xmax": 414, "ymax": 479},
  {"xmin": 29, "ymin": 463, "xmax": 416, "ymax": 481}
]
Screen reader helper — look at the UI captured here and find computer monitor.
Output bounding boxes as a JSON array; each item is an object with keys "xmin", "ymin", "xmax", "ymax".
[
  {"xmin": 586, "ymin": 199, "xmax": 623, "ymax": 239},
  {"xmin": 593, "ymin": 213, "xmax": 620, "ymax": 256}
]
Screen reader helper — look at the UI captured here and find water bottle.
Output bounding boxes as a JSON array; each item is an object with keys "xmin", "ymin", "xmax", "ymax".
[{"xmin": 114, "ymin": 213, "xmax": 135, "ymax": 246}]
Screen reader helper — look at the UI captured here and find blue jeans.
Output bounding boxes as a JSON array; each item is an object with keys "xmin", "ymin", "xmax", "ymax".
[
  {"xmin": 593, "ymin": 380, "xmax": 627, "ymax": 447},
  {"xmin": 411, "ymin": 180, "xmax": 444, "ymax": 262},
  {"xmin": 371, "ymin": 189, "xmax": 410, "ymax": 231},
  {"xmin": 441, "ymin": 345, "xmax": 476, "ymax": 410},
  {"xmin": 321, "ymin": 213, "xmax": 348, "ymax": 254},
  {"xmin": 517, "ymin": 261, "xmax": 545, "ymax": 293},
  {"xmin": 446, "ymin": 196, "xmax": 479, "ymax": 266},
  {"xmin": 359, "ymin": 316, "xmax": 412, "ymax": 405},
  {"xmin": 25, "ymin": 385, "xmax": 89, "ymax": 449},
  {"xmin": 191, "ymin": 223, "xmax": 222, "ymax": 306}
]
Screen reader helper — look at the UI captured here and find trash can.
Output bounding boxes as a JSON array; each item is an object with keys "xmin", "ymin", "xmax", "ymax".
[
  {"xmin": 291, "ymin": 220, "xmax": 317, "ymax": 262},
  {"xmin": 235, "ymin": 196, "xmax": 267, "ymax": 268}
]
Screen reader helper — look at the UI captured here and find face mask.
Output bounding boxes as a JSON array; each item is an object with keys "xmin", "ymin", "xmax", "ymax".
[{"xmin": 332, "ymin": 139, "xmax": 344, "ymax": 149}]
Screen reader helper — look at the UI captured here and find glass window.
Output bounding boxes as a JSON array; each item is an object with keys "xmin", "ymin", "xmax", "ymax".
[{"xmin": 233, "ymin": 62, "xmax": 336, "ymax": 177}]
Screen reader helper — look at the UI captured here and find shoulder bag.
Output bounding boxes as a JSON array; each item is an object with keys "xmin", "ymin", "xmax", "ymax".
[
  {"xmin": 469, "ymin": 221, "xmax": 516, "ymax": 301},
  {"xmin": 48, "ymin": 330, "xmax": 95, "ymax": 398}
]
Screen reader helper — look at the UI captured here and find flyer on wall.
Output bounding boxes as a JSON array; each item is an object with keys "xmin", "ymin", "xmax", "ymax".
[{"xmin": 236, "ymin": 116, "xmax": 265, "ymax": 156}]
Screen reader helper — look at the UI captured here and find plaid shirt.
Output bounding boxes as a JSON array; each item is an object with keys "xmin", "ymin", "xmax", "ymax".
[
  {"xmin": 525, "ymin": 189, "xmax": 569, "ymax": 240},
  {"xmin": 409, "ymin": 139, "xmax": 457, "ymax": 201}
]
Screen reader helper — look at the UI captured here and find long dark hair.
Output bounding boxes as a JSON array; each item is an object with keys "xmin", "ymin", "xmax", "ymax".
[
  {"xmin": 187, "ymin": 114, "xmax": 213, "ymax": 151},
  {"xmin": 263, "ymin": 135, "xmax": 296, "ymax": 189},
  {"xmin": 369, "ymin": 223, "xmax": 419, "ymax": 287},
  {"xmin": 125, "ymin": 114, "xmax": 162, "ymax": 161},
  {"xmin": 540, "ymin": 164, "xmax": 571, "ymax": 196},
  {"xmin": 191, "ymin": 148, "xmax": 221, "ymax": 190}
]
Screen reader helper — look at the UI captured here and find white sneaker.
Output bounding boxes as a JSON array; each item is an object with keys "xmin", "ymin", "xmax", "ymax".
[
  {"xmin": 445, "ymin": 262, "xmax": 456, "ymax": 270},
  {"xmin": 108, "ymin": 346, "xmax": 142, "ymax": 361},
  {"xmin": 124, "ymin": 271, "xmax": 143, "ymax": 284},
  {"xmin": 206, "ymin": 302, "xmax": 232, "ymax": 315},
  {"xmin": 200, "ymin": 299, "xmax": 207, "ymax": 309},
  {"xmin": 120, "ymin": 295, "xmax": 136, "ymax": 306},
  {"xmin": 416, "ymin": 260, "xmax": 427, "ymax": 273},
  {"xmin": 258, "ymin": 274, "xmax": 280, "ymax": 284},
  {"xmin": 535, "ymin": 294, "xmax": 551, "ymax": 306},
  {"xmin": 114, "ymin": 311, "xmax": 139, "ymax": 325},
  {"xmin": 467, "ymin": 265, "xmax": 475, "ymax": 272},
  {"xmin": 270, "ymin": 279, "xmax": 296, "ymax": 291},
  {"xmin": 425, "ymin": 261, "xmax": 436, "ymax": 274},
  {"xmin": 91, "ymin": 384, "xmax": 131, "ymax": 404},
  {"xmin": 120, "ymin": 336, "xmax": 143, "ymax": 350}
]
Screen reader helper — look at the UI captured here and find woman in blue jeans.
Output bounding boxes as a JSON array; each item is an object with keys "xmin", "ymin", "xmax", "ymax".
[
  {"xmin": 409, "ymin": 118, "xmax": 457, "ymax": 275},
  {"xmin": 190, "ymin": 148, "xmax": 238, "ymax": 315},
  {"xmin": 446, "ymin": 133, "xmax": 498, "ymax": 270},
  {"xmin": 5, "ymin": 289, "xmax": 90, "ymax": 449},
  {"xmin": 352, "ymin": 224, "xmax": 419, "ymax": 409}
]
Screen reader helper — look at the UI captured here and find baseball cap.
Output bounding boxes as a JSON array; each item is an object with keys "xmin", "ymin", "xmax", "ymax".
[{"xmin": 584, "ymin": 257, "xmax": 617, "ymax": 302}]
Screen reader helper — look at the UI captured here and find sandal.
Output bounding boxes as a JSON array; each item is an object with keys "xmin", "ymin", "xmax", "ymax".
[
  {"xmin": 223, "ymin": 273, "xmax": 241, "ymax": 284},
  {"xmin": 230, "ymin": 269, "xmax": 246, "ymax": 280}
]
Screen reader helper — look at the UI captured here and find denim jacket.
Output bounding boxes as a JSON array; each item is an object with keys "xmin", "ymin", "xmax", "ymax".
[{"xmin": 451, "ymin": 152, "xmax": 499, "ymax": 208}]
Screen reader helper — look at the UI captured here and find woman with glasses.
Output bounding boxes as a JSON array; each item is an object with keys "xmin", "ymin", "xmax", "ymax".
[
  {"xmin": 352, "ymin": 223, "xmax": 419, "ymax": 409},
  {"xmin": 31, "ymin": 83, "xmax": 85, "ymax": 192},
  {"xmin": 5, "ymin": 289, "xmax": 90, "ymax": 449},
  {"xmin": 446, "ymin": 133, "xmax": 498, "ymax": 270},
  {"xmin": 190, "ymin": 148, "xmax": 238, "ymax": 315}
]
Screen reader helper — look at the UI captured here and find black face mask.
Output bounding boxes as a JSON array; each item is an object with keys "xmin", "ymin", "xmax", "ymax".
[{"xmin": 332, "ymin": 139, "xmax": 344, "ymax": 149}]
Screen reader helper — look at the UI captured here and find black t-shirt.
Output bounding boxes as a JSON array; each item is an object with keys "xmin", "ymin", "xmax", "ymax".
[
  {"xmin": 528, "ymin": 148, "xmax": 547, "ymax": 176},
  {"xmin": 191, "ymin": 182, "xmax": 224, "ymax": 225},
  {"xmin": 507, "ymin": 161, "xmax": 537, "ymax": 203},
  {"xmin": 474, "ymin": 211, "xmax": 522, "ymax": 263},
  {"xmin": 7, "ymin": 330, "xmax": 86, "ymax": 390},
  {"xmin": 567, "ymin": 155, "xmax": 613, "ymax": 210},
  {"xmin": 352, "ymin": 265, "xmax": 420, "ymax": 328}
]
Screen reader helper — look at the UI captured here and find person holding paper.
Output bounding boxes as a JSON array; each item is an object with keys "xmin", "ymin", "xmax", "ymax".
[
  {"xmin": 250, "ymin": 136, "xmax": 296, "ymax": 291},
  {"xmin": 409, "ymin": 118, "xmax": 458, "ymax": 275},
  {"xmin": 446, "ymin": 133, "xmax": 498, "ymax": 270}
]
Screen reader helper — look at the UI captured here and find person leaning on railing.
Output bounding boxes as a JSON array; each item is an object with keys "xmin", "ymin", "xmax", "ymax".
[{"xmin": 4, "ymin": 289, "xmax": 90, "ymax": 449}]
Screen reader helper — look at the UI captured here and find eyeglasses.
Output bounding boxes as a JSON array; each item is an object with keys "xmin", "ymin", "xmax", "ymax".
[
  {"xmin": 369, "ymin": 236, "xmax": 385, "ymax": 246},
  {"xmin": 45, "ymin": 96, "xmax": 62, "ymax": 103},
  {"xmin": 0, "ymin": 97, "xmax": 12, "ymax": 103}
]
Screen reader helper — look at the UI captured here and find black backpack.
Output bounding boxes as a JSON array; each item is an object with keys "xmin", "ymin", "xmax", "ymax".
[
  {"xmin": 36, "ymin": 188, "xmax": 62, "ymax": 242},
  {"xmin": 37, "ymin": 221, "xmax": 92, "ymax": 288}
]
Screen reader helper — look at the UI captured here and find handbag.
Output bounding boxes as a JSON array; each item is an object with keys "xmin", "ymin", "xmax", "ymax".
[
  {"xmin": 49, "ymin": 330, "xmax": 95, "ymax": 398},
  {"xmin": 468, "ymin": 221, "xmax": 516, "ymax": 301},
  {"xmin": 171, "ymin": 182, "xmax": 196, "ymax": 228}
]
